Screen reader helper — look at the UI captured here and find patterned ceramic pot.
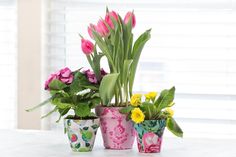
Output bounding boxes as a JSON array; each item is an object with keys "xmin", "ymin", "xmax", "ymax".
[
  {"xmin": 95, "ymin": 106, "xmax": 135, "ymax": 149},
  {"xmin": 134, "ymin": 119, "xmax": 166, "ymax": 153},
  {"xmin": 64, "ymin": 118, "xmax": 100, "ymax": 152}
]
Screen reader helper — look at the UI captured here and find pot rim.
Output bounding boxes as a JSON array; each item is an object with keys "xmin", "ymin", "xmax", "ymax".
[
  {"xmin": 64, "ymin": 116, "xmax": 100, "ymax": 121},
  {"xmin": 96, "ymin": 105, "xmax": 128, "ymax": 109}
]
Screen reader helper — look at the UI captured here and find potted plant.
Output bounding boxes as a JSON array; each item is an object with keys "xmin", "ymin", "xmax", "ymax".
[
  {"xmin": 120, "ymin": 86, "xmax": 183, "ymax": 153},
  {"xmin": 27, "ymin": 67, "xmax": 106, "ymax": 152},
  {"xmin": 80, "ymin": 8, "xmax": 151, "ymax": 149}
]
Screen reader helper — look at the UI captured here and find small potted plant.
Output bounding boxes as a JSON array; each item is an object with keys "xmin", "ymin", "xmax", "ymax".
[
  {"xmin": 80, "ymin": 8, "xmax": 151, "ymax": 149},
  {"xmin": 27, "ymin": 67, "xmax": 106, "ymax": 152},
  {"xmin": 120, "ymin": 86, "xmax": 183, "ymax": 153}
]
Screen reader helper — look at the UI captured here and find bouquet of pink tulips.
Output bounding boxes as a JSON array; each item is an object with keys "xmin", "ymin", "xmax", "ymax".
[{"xmin": 80, "ymin": 8, "xmax": 151, "ymax": 106}]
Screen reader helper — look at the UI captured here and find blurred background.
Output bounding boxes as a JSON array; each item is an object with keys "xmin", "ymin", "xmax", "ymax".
[{"xmin": 1, "ymin": 0, "xmax": 236, "ymax": 139}]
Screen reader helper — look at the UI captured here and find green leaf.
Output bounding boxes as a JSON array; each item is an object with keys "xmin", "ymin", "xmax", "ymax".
[
  {"xmin": 41, "ymin": 107, "xmax": 57, "ymax": 119},
  {"xmin": 129, "ymin": 29, "xmax": 151, "ymax": 96},
  {"xmin": 93, "ymin": 53, "xmax": 104, "ymax": 81},
  {"xmin": 122, "ymin": 59, "xmax": 133, "ymax": 84},
  {"xmin": 155, "ymin": 86, "xmax": 175, "ymax": 111},
  {"xmin": 92, "ymin": 30, "xmax": 116, "ymax": 72},
  {"xmin": 51, "ymin": 98, "xmax": 73, "ymax": 109},
  {"xmin": 167, "ymin": 117, "xmax": 183, "ymax": 137},
  {"xmin": 119, "ymin": 106, "xmax": 134, "ymax": 114},
  {"xmin": 49, "ymin": 79, "xmax": 67, "ymax": 90},
  {"xmin": 75, "ymin": 103, "xmax": 90, "ymax": 117},
  {"xmin": 50, "ymin": 90, "xmax": 69, "ymax": 97},
  {"xmin": 26, "ymin": 97, "xmax": 53, "ymax": 112},
  {"xmin": 99, "ymin": 73, "xmax": 119, "ymax": 105},
  {"xmin": 140, "ymin": 102, "xmax": 158, "ymax": 120}
]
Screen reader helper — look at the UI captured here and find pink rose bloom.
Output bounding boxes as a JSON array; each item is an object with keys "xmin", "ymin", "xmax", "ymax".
[
  {"xmin": 142, "ymin": 132, "xmax": 162, "ymax": 153},
  {"xmin": 124, "ymin": 11, "xmax": 136, "ymax": 28},
  {"xmin": 105, "ymin": 11, "xmax": 119, "ymax": 29},
  {"xmin": 87, "ymin": 23, "xmax": 96, "ymax": 39},
  {"xmin": 81, "ymin": 39, "xmax": 94, "ymax": 55},
  {"xmin": 44, "ymin": 73, "xmax": 58, "ymax": 90},
  {"xmin": 57, "ymin": 67, "xmax": 73, "ymax": 84},
  {"xmin": 96, "ymin": 19, "xmax": 109, "ymax": 37}
]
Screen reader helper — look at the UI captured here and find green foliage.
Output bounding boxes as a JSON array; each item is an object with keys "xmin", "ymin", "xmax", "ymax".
[
  {"xmin": 167, "ymin": 117, "xmax": 183, "ymax": 137},
  {"xmin": 154, "ymin": 86, "xmax": 175, "ymax": 112},
  {"xmin": 99, "ymin": 73, "xmax": 119, "ymax": 105},
  {"xmin": 119, "ymin": 105, "xmax": 134, "ymax": 114},
  {"xmin": 26, "ymin": 70, "xmax": 101, "ymax": 121}
]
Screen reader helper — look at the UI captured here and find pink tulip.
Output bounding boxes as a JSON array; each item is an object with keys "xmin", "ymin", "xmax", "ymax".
[
  {"xmin": 87, "ymin": 23, "xmax": 96, "ymax": 39},
  {"xmin": 96, "ymin": 19, "xmax": 109, "ymax": 37},
  {"xmin": 81, "ymin": 39, "xmax": 94, "ymax": 55},
  {"xmin": 105, "ymin": 11, "xmax": 119, "ymax": 29},
  {"xmin": 124, "ymin": 11, "xmax": 136, "ymax": 28},
  {"xmin": 44, "ymin": 73, "xmax": 58, "ymax": 90}
]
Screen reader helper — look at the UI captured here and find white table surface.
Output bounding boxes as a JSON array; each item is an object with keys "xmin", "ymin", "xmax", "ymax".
[{"xmin": 0, "ymin": 129, "xmax": 236, "ymax": 157}]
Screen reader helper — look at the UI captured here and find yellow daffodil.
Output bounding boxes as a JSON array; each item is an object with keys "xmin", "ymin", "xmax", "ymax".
[
  {"xmin": 130, "ymin": 94, "xmax": 142, "ymax": 106},
  {"xmin": 131, "ymin": 108, "xmax": 145, "ymax": 123},
  {"xmin": 165, "ymin": 107, "xmax": 174, "ymax": 117},
  {"xmin": 144, "ymin": 92, "xmax": 157, "ymax": 101}
]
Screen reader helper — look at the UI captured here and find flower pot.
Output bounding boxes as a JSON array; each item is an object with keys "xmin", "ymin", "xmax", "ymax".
[
  {"xmin": 64, "ymin": 118, "xmax": 100, "ymax": 152},
  {"xmin": 134, "ymin": 119, "xmax": 166, "ymax": 153},
  {"xmin": 95, "ymin": 106, "xmax": 135, "ymax": 149}
]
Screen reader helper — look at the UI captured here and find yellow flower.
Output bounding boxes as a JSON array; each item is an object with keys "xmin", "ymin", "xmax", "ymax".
[
  {"xmin": 144, "ymin": 92, "xmax": 157, "ymax": 101},
  {"xmin": 130, "ymin": 94, "xmax": 142, "ymax": 106},
  {"xmin": 131, "ymin": 108, "xmax": 145, "ymax": 123},
  {"xmin": 166, "ymin": 107, "xmax": 174, "ymax": 117}
]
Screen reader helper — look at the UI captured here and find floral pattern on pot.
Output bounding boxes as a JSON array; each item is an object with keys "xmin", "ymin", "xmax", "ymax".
[
  {"xmin": 95, "ymin": 106, "xmax": 135, "ymax": 149},
  {"xmin": 134, "ymin": 119, "xmax": 166, "ymax": 153},
  {"xmin": 64, "ymin": 118, "xmax": 100, "ymax": 152}
]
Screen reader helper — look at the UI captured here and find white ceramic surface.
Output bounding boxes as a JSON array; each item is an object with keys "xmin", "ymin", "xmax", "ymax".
[{"xmin": 0, "ymin": 129, "xmax": 236, "ymax": 157}]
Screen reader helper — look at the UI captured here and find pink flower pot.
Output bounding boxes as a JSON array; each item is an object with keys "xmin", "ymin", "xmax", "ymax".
[{"xmin": 96, "ymin": 106, "xmax": 135, "ymax": 149}]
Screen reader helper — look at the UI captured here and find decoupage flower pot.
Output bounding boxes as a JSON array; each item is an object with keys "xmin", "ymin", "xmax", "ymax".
[
  {"xmin": 64, "ymin": 118, "xmax": 100, "ymax": 152},
  {"xmin": 95, "ymin": 106, "xmax": 135, "ymax": 149},
  {"xmin": 134, "ymin": 119, "xmax": 166, "ymax": 153}
]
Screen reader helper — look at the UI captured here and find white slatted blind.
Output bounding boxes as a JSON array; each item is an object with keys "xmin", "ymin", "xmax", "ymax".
[
  {"xmin": 46, "ymin": 0, "xmax": 236, "ymax": 138},
  {"xmin": 0, "ymin": 0, "xmax": 17, "ymax": 129}
]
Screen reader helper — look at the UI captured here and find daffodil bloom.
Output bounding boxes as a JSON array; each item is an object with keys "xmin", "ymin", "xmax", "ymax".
[
  {"xmin": 166, "ymin": 107, "xmax": 174, "ymax": 117},
  {"xmin": 144, "ymin": 92, "xmax": 157, "ymax": 101},
  {"xmin": 131, "ymin": 108, "xmax": 145, "ymax": 123},
  {"xmin": 130, "ymin": 94, "xmax": 142, "ymax": 106}
]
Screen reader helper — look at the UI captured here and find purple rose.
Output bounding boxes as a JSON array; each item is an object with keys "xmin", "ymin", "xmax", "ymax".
[
  {"xmin": 100, "ymin": 68, "xmax": 108, "ymax": 76},
  {"xmin": 44, "ymin": 73, "xmax": 58, "ymax": 90},
  {"xmin": 44, "ymin": 67, "xmax": 73, "ymax": 90},
  {"xmin": 83, "ymin": 69, "xmax": 98, "ymax": 84},
  {"xmin": 83, "ymin": 68, "xmax": 108, "ymax": 84},
  {"xmin": 57, "ymin": 67, "xmax": 73, "ymax": 84}
]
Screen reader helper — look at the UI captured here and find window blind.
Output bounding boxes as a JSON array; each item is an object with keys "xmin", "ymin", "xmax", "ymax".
[
  {"xmin": 0, "ymin": 0, "xmax": 17, "ymax": 129},
  {"xmin": 46, "ymin": 0, "xmax": 236, "ymax": 138}
]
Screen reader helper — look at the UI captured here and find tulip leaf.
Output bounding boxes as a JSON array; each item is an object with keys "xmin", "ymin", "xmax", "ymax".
[
  {"xmin": 99, "ymin": 73, "xmax": 119, "ymax": 105},
  {"xmin": 167, "ymin": 117, "xmax": 183, "ymax": 137},
  {"xmin": 129, "ymin": 29, "xmax": 151, "ymax": 96}
]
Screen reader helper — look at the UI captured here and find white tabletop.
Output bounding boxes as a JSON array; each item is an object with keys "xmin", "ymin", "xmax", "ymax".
[{"xmin": 0, "ymin": 129, "xmax": 236, "ymax": 157}]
